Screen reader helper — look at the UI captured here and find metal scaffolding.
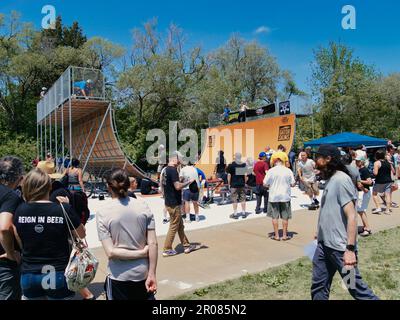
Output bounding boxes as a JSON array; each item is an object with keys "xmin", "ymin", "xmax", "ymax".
[
  {"xmin": 36, "ymin": 66, "xmax": 105, "ymax": 172},
  {"xmin": 36, "ymin": 66, "xmax": 152, "ymax": 181}
]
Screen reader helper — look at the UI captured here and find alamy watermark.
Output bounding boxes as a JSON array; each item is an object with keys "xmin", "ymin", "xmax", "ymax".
[
  {"xmin": 145, "ymin": 121, "xmax": 256, "ymax": 166},
  {"xmin": 342, "ymin": 5, "xmax": 356, "ymax": 30},
  {"xmin": 41, "ymin": 5, "xmax": 56, "ymax": 30}
]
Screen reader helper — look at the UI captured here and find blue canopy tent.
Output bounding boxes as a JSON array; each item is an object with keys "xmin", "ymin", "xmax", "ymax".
[{"xmin": 304, "ymin": 132, "xmax": 387, "ymax": 148}]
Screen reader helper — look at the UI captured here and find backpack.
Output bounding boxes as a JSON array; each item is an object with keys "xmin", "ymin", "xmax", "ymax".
[{"xmin": 70, "ymin": 190, "xmax": 90, "ymax": 225}]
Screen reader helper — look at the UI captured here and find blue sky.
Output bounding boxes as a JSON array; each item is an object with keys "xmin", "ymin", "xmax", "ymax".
[{"xmin": 2, "ymin": 0, "xmax": 400, "ymax": 93}]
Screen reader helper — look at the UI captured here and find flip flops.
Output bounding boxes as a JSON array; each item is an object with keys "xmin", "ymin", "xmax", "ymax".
[
  {"xmin": 282, "ymin": 236, "xmax": 292, "ymax": 241},
  {"xmin": 270, "ymin": 237, "xmax": 280, "ymax": 241}
]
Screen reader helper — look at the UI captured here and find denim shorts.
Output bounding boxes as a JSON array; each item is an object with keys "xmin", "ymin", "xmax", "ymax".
[
  {"xmin": 21, "ymin": 272, "xmax": 75, "ymax": 300},
  {"xmin": 183, "ymin": 189, "xmax": 199, "ymax": 202},
  {"xmin": 373, "ymin": 183, "xmax": 392, "ymax": 194}
]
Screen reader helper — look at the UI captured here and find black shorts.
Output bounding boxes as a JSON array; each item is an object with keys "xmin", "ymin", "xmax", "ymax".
[{"xmin": 104, "ymin": 276, "xmax": 155, "ymax": 301}]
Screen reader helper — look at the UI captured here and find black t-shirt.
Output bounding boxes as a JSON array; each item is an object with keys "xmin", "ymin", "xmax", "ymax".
[
  {"xmin": 50, "ymin": 182, "xmax": 73, "ymax": 204},
  {"xmin": 375, "ymin": 160, "xmax": 392, "ymax": 184},
  {"xmin": 359, "ymin": 167, "xmax": 372, "ymax": 190},
  {"xmin": 164, "ymin": 166, "xmax": 182, "ymax": 207},
  {"xmin": 246, "ymin": 174, "xmax": 256, "ymax": 187},
  {"xmin": 141, "ymin": 179, "xmax": 152, "ymax": 195},
  {"xmin": 227, "ymin": 162, "xmax": 247, "ymax": 188},
  {"xmin": 14, "ymin": 202, "xmax": 81, "ymax": 273},
  {"xmin": 216, "ymin": 157, "xmax": 226, "ymax": 174},
  {"xmin": 0, "ymin": 185, "xmax": 22, "ymax": 256},
  {"xmin": 128, "ymin": 191, "xmax": 137, "ymax": 199}
]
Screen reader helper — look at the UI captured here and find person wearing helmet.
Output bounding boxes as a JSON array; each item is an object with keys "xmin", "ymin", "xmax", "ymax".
[
  {"xmin": 73, "ymin": 79, "xmax": 92, "ymax": 99},
  {"xmin": 40, "ymin": 87, "xmax": 47, "ymax": 99}
]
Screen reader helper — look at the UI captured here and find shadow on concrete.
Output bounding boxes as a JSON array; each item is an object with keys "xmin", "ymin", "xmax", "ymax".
[
  {"xmin": 268, "ymin": 230, "xmax": 299, "ymax": 239},
  {"xmin": 174, "ymin": 243, "xmax": 209, "ymax": 255}
]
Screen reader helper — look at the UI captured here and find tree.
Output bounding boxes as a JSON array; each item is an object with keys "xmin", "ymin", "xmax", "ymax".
[
  {"xmin": 209, "ymin": 35, "xmax": 283, "ymax": 108},
  {"xmin": 0, "ymin": 12, "xmax": 105, "ymax": 138},
  {"xmin": 282, "ymin": 71, "xmax": 306, "ymax": 100},
  {"xmin": 118, "ymin": 20, "xmax": 206, "ymax": 128},
  {"xmin": 311, "ymin": 42, "xmax": 378, "ymax": 136}
]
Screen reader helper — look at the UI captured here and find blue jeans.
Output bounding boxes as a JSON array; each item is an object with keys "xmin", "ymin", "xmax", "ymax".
[
  {"xmin": 311, "ymin": 242, "xmax": 379, "ymax": 300},
  {"xmin": 21, "ymin": 272, "xmax": 75, "ymax": 300},
  {"xmin": 0, "ymin": 259, "xmax": 21, "ymax": 300}
]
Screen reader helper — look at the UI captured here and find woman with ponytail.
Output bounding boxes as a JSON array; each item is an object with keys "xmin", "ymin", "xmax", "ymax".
[{"xmin": 96, "ymin": 169, "xmax": 158, "ymax": 300}]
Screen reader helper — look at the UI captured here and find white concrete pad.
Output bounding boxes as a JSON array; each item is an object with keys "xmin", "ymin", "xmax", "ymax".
[{"xmin": 84, "ymin": 187, "xmax": 321, "ymax": 249}]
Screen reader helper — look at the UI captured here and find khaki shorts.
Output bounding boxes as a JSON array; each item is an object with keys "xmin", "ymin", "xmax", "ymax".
[
  {"xmin": 267, "ymin": 202, "xmax": 292, "ymax": 220},
  {"xmin": 231, "ymin": 187, "xmax": 246, "ymax": 203},
  {"xmin": 303, "ymin": 180, "xmax": 319, "ymax": 196}
]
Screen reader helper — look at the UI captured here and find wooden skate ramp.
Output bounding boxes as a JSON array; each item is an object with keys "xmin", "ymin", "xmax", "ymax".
[
  {"xmin": 197, "ymin": 114, "xmax": 296, "ymax": 178},
  {"xmin": 62, "ymin": 99, "xmax": 151, "ymax": 180}
]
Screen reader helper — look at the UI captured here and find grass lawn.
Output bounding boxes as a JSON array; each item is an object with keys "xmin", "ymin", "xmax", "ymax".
[{"xmin": 176, "ymin": 227, "xmax": 400, "ymax": 300}]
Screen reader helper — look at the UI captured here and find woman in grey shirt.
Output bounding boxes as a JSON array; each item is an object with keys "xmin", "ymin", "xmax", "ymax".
[{"xmin": 96, "ymin": 169, "xmax": 158, "ymax": 300}]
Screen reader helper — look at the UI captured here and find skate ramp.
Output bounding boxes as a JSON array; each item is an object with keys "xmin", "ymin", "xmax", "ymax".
[
  {"xmin": 196, "ymin": 114, "xmax": 296, "ymax": 178},
  {"xmin": 59, "ymin": 99, "xmax": 152, "ymax": 180}
]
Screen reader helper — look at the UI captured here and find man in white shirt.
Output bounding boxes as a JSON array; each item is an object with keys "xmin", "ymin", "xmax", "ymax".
[
  {"xmin": 298, "ymin": 151, "xmax": 320, "ymax": 207},
  {"xmin": 180, "ymin": 163, "xmax": 201, "ymax": 222},
  {"xmin": 263, "ymin": 152, "xmax": 296, "ymax": 241}
]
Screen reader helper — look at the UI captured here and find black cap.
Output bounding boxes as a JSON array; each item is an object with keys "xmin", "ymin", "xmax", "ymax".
[{"xmin": 314, "ymin": 144, "xmax": 341, "ymax": 159}]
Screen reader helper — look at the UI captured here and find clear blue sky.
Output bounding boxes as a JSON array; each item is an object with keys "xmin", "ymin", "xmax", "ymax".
[{"xmin": 2, "ymin": 0, "xmax": 400, "ymax": 93}]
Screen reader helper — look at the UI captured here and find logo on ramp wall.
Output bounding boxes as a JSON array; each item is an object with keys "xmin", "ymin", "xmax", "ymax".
[
  {"xmin": 208, "ymin": 135, "xmax": 215, "ymax": 148},
  {"xmin": 278, "ymin": 126, "xmax": 291, "ymax": 141}
]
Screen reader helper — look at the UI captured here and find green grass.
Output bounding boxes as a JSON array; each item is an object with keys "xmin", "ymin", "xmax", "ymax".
[{"xmin": 176, "ymin": 227, "xmax": 400, "ymax": 300}]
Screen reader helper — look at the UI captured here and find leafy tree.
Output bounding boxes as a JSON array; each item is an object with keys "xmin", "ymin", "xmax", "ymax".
[
  {"xmin": 311, "ymin": 42, "xmax": 378, "ymax": 136},
  {"xmin": 0, "ymin": 132, "xmax": 36, "ymax": 170},
  {"xmin": 209, "ymin": 35, "xmax": 282, "ymax": 108}
]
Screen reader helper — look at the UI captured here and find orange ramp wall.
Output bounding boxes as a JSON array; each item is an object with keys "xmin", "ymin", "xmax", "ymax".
[{"xmin": 197, "ymin": 114, "xmax": 296, "ymax": 178}]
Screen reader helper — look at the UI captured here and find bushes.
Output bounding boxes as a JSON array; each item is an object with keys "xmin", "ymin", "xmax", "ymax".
[{"xmin": 0, "ymin": 134, "xmax": 36, "ymax": 171}]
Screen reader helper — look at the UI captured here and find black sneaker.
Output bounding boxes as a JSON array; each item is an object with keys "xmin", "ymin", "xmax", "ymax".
[
  {"xmin": 313, "ymin": 198, "xmax": 320, "ymax": 206},
  {"xmin": 255, "ymin": 210, "xmax": 262, "ymax": 215},
  {"xmin": 230, "ymin": 213, "xmax": 239, "ymax": 220}
]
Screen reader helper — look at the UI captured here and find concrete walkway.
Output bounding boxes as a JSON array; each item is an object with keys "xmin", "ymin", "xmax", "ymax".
[{"xmin": 85, "ymin": 187, "xmax": 400, "ymax": 300}]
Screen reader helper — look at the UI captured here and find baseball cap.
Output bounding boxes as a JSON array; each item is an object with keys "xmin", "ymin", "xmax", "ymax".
[
  {"xmin": 313, "ymin": 144, "xmax": 341, "ymax": 160},
  {"xmin": 355, "ymin": 150, "xmax": 367, "ymax": 161},
  {"xmin": 259, "ymin": 152, "xmax": 267, "ymax": 159},
  {"xmin": 270, "ymin": 151, "xmax": 287, "ymax": 165},
  {"xmin": 37, "ymin": 161, "xmax": 63, "ymax": 180}
]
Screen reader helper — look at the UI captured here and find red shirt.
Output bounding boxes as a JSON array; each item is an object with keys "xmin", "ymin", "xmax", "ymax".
[{"xmin": 254, "ymin": 160, "xmax": 269, "ymax": 185}]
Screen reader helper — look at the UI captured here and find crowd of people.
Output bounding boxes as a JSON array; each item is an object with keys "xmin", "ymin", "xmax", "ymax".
[
  {"xmin": 214, "ymin": 143, "xmax": 399, "ymax": 237},
  {"xmin": 211, "ymin": 142, "xmax": 399, "ymax": 300},
  {"xmin": 0, "ymin": 156, "xmax": 158, "ymax": 300},
  {"xmin": 1, "ymin": 140, "xmax": 398, "ymax": 300}
]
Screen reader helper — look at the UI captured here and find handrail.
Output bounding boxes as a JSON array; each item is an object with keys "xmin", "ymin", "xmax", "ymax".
[{"xmin": 36, "ymin": 66, "xmax": 105, "ymax": 124}]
